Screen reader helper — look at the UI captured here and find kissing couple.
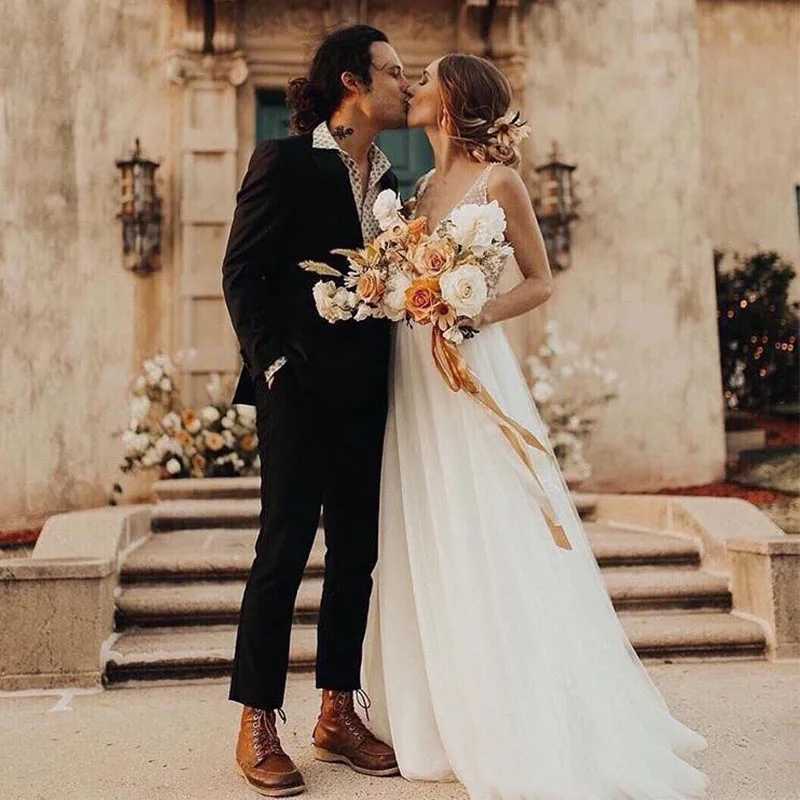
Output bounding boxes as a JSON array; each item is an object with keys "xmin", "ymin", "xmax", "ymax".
[{"xmin": 222, "ymin": 23, "xmax": 708, "ymax": 800}]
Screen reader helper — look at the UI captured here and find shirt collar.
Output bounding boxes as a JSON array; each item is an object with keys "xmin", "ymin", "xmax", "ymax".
[{"xmin": 312, "ymin": 122, "xmax": 391, "ymax": 187}]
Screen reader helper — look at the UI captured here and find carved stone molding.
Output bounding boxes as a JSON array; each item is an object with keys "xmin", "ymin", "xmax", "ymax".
[
  {"xmin": 181, "ymin": 0, "xmax": 207, "ymax": 53},
  {"xmin": 165, "ymin": 50, "xmax": 249, "ymax": 87},
  {"xmin": 457, "ymin": 0, "xmax": 526, "ymax": 60},
  {"xmin": 213, "ymin": 0, "xmax": 238, "ymax": 53}
]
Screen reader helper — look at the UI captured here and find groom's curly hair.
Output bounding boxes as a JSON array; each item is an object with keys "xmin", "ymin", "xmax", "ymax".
[{"xmin": 287, "ymin": 25, "xmax": 389, "ymax": 134}]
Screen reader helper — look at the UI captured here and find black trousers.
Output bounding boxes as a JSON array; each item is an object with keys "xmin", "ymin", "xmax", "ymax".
[{"xmin": 229, "ymin": 364, "xmax": 387, "ymax": 710}]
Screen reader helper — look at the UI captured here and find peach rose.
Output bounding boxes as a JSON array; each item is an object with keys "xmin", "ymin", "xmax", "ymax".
[
  {"xmin": 412, "ymin": 238, "xmax": 456, "ymax": 277},
  {"xmin": 240, "ymin": 434, "xmax": 257, "ymax": 452},
  {"xmin": 180, "ymin": 409, "xmax": 202, "ymax": 434},
  {"xmin": 405, "ymin": 217, "xmax": 429, "ymax": 248},
  {"xmin": 404, "ymin": 278, "xmax": 441, "ymax": 324},
  {"xmin": 191, "ymin": 454, "xmax": 207, "ymax": 473},
  {"xmin": 356, "ymin": 270, "xmax": 385, "ymax": 304},
  {"xmin": 204, "ymin": 432, "xmax": 225, "ymax": 452},
  {"xmin": 175, "ymin": 430, "xmax": 193, "ymax": 449}
]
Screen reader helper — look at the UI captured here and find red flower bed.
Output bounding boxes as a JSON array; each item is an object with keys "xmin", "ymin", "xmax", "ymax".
[{"xmin": 0, "ymin": 527, "xmax": 42, "ymax": 546}]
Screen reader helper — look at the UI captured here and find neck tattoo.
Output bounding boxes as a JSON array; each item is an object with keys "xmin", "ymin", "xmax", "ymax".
[{"xmin": 332, "ymin": 125, "xmax": 355, "ymax": 141}]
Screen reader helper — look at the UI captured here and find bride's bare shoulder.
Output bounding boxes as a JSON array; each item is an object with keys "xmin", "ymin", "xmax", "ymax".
[{"xmin": 487, "ymin": 165, "xmax": 527, "ymax": 203}]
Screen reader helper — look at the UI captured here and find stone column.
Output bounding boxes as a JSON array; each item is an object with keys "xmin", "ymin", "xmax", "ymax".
[{"xmin": 165, "ymin": 16, "xmax": 248, "ymax": 406}]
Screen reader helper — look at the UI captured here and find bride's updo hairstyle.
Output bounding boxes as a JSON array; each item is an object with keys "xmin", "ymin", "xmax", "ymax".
[
  {"xmin": 437, "ymin": 54, "xmax": 528, "ymax": 168},
  {"xmin": 287, "ymin": 25, "xmax": 389, "ymax": 134}
]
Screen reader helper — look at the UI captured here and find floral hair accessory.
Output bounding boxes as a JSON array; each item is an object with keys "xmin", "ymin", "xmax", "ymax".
[{"xmin": 487, "ymin": 111, "xmax": 531, "ymax": 148}]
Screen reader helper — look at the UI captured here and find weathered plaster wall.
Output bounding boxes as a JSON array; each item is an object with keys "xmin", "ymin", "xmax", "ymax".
[
  {"xmin": 696, "ymin": 0, "xmax": 800, "ymax": 298},
  {"xmin": 0, "ymin": 0, "xmax": 177, "ymax": 530},
  {"xmin": 525, "ymin": 0, "xmax": 726, "ymax": 490}
]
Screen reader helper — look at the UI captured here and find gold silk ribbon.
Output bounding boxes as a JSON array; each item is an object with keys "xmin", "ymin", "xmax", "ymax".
[{"xmin": 431, "ymin": 327, "xmax": 572, "ymax": 551}]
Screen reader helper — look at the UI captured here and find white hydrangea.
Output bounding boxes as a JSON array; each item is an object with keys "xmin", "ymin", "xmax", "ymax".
[
  {"xmin": 532, "ymin": 380, "xmax": 554, "ymax": 404},
  {"xmin": 130, "ymin": 396, "xmax": 151, "ymax": 422}
]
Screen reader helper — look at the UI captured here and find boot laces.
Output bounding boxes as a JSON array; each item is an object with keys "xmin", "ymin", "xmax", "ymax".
[
  {"xmin": 252, "ymin": 707, "xmax": 287, "ymax": 762},
  {"xmin": 333, "ymin": 690, "xmax": 373, "ymax": 745}
]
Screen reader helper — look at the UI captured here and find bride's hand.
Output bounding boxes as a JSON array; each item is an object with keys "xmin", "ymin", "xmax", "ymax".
[{"xmin": 458, "ymin": 306, "xmax": 493, "ymax": 330}]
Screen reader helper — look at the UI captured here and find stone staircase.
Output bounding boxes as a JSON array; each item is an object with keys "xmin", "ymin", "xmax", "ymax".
[{"xmin": 105, "ymin": 479, "xmax": 767, "ymax": 684}]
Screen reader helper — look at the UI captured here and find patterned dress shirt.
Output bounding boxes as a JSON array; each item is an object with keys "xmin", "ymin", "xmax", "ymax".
[{"xmin": 264, "ymin": 123, "xmax": 392, "ymax": 387}]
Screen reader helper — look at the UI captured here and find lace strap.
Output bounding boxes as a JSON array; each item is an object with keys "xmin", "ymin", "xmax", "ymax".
[{"xmin": 467, "ymin": 163, "xmax": 496, "ymax": 205}]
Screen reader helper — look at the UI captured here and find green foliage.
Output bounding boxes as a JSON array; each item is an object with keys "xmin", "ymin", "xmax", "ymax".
[{"xmin": 715, "ymin": 250, "xmax": 799, "ymax": 410}]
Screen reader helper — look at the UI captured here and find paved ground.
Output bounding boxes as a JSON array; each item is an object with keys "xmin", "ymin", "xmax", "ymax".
[{"xmin": 1, "ymin": 661, "xmax": 798, "ymax": 800}]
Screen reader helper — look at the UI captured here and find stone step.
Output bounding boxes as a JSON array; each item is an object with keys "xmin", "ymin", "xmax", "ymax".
[
  {"xmin": 120, "ymin": 524, "xmax": 698, "ymax": 583},
  {"xmin": 155, "ymin": 478, "xmax": 598, "ymax": 514},
  {"xmin": 150, "ymin": 495, "xmax": 599, "ymax": 531},
  {"xmin": 105, "ymin": 625, "xmax": 315, "ymax": 683},
  {"xmin": 121, "ymin": 529, "xmax": 325, "ymax": 583},
  {"xmin": 155, "ymin": 477, "xmax": 262, "ymax": 502},
  {"xmin": 104, "ymin": 611, "xmax": 766, "ymax": 684},
  {"xmin": 584, "ymin": 524, "xmax": 699, "ymax": 567},
  {"xmin": 150, "ymin": 499, "xmax": 263, "ymax": 531},
  {"xmin": 116, "ymin": 566, "xmax": 730, "ymax": 628},
  {"xmin": 116, "ymin": 578, "xmax": 323, "ymax": 628}
]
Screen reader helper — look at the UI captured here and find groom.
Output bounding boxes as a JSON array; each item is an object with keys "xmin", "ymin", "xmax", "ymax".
[{"xmin": 221, "ymin": 25, "xmax": 410, "ymax": 797}]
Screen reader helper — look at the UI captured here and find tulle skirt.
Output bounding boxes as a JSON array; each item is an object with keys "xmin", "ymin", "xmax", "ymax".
[{"xmin": 362, "ymin": 321, "xmax": 708, "ymax": 800}]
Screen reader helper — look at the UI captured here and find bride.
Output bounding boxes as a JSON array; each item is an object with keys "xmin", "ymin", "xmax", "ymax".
[{"xmin": 361, "ymin": 54, "xmax": 708, "ymax": 800}]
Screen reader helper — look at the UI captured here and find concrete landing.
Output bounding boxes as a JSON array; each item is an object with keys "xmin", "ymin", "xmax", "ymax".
[{"xmin": 1, "ymin": 661, "xmax": 797, "ymax": 800}]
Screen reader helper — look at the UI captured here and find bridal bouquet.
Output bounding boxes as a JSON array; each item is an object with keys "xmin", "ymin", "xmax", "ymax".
[
  {"xmin": 301, "ymin": 189, "xmax": 513, "ymax": 345},
  {"xmin": 300, "ymin": 191, "xmax": 572, "ymax": 552}
]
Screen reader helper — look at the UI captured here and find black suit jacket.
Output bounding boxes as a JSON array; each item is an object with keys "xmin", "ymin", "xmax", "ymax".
[{"xmin": 222, "ymin": 133, "xmax": 398, "ymax": 407}]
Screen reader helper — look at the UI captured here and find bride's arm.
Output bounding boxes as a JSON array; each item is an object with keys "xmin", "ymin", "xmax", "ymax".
[{"xmin": 466, "ymin": 166, "xmax": 554, "ymax": 328}]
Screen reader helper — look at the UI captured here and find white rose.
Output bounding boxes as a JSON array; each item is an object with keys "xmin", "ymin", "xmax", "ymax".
[
  {"xmin": 384, "ymin": 273, "xmax": 411, "ymax": 321},
  {"xmin": 532, "ymin": 380, "xmax": 554, "ymax": 404},
  {"xmin": 373, "ymin": 189, "xmax": 402, "ymax": 231},
  {"xmin": 439, "ymin": 264, "xmax": 488, "ymax": 318},
  {"xmin": 166, "ymin": 458, "xmax": 182, "ymax": 475},
  {"xmin": 221, "ymin": 416, "xmax": 234, "ymax": 429},
  {"xmin": 159, "ymin": 377, "xmax": 172, "ymax": 392},
  {"xmin": 447, "ymin": 201, "xmax": 506, "ymax": 249},
  {"xmin": 201, "ymin": 406, "xmax": 221, "ymax": 424},
  {"xmin": 223, "ymin": 430, "xmax": 235, "ymax": 447},
  {"xmin": 185, "ymin": 417, "xmax": 202, "ymax": 434},
  {"xmin": 134, "ymin": 376, "xmax": 147, "ymax": 392},
  {"xmin": 313, "ymin": 281, "xmax": 353, "ymax": 323}
]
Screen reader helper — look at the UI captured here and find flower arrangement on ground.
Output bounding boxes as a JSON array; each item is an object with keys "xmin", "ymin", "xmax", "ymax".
[
  {"xmin": 117, "ymin": 353, "xmax": 259, "ymax": 480},
  {"xmin": 525, "ymin": 321, "xmax": 620, "ymax": 482}
]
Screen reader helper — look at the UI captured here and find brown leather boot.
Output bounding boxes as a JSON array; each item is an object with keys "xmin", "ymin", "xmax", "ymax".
[
  {"xmin": 235, "ymin": 706, "xmax": 305, "ymax": 797},
  {"xmin": 312, "ymin": 689, "xmax": 400, "ymax": 777}
]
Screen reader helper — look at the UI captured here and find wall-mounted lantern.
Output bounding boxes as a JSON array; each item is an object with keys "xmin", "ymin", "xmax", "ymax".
[
  {"xmin": 116, "ymin": 139, "xmax": 162, "ymax": 275},
  {"xmin": 533, "ymin": 141, "xmax": 579, "ymax": 272}
]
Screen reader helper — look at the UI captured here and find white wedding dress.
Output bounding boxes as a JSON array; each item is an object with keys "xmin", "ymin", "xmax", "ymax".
[{"xmin": 361, "ymin": 165, "xmax": 708, "ymax": 800}]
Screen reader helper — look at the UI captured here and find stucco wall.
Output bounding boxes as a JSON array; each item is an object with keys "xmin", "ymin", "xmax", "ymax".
[
  {"xmin": 697, "ymin": 0, "xmax": 800, "ymax": 298},
  {"xmin": 525, "ymin": 0, "xmax": 727, "ymax": 490},
  {"xmin": 0, "ymin": 0, "xmax": 177, "ymax": 530}
]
